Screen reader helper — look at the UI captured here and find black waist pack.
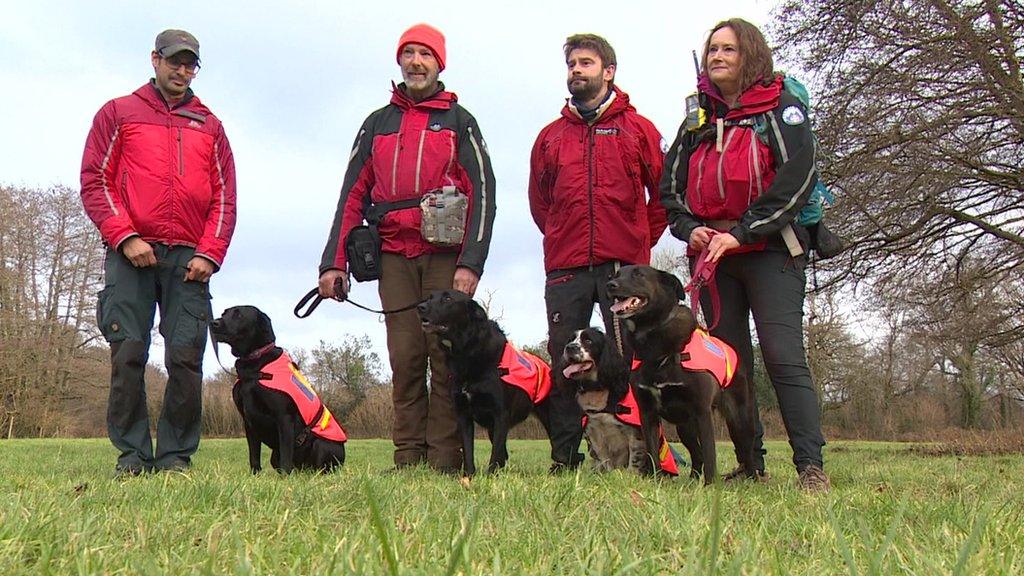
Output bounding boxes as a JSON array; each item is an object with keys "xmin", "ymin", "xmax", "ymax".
[{"xmin": 345, "ymin": 225, "xmax": 382, "ymax": 282}]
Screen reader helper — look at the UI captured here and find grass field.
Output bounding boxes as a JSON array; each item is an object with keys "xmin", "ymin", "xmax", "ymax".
[{"xmin": 1, "ymin": 438, "xmax": 1022, "ymax": 575}]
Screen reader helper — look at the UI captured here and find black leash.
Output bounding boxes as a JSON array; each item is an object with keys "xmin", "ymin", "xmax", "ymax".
[{"xmin": 293, "ymin": 288, "xmax": 423, "ymax": 319}]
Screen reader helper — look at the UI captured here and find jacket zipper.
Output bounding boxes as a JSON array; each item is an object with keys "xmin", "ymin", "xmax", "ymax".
[
  {"xmin": 587, "ymin": 127, "xmax": 595, "ymax": 270},
  {"xmin": 177, "ymin": 128, "xmax": 184, "ymax": 176}
]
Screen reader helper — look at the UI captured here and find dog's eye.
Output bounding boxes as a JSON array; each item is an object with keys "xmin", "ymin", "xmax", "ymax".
[{"xmin": 442, "ymin": 294, "xmax": 451, "ymax": 302}]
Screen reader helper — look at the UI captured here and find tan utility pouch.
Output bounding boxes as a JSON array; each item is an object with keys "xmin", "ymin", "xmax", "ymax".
[{"xmin": 420, "ymin": 186, "xmax": 468, "ymax": 247}]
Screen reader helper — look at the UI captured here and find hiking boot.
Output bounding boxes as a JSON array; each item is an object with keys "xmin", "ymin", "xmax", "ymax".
[
  {"xmin": 158, "ymin": 460, "xmax": 191, "ymax": 473},
  {"xmin": 112, "ymin": 464, "xmax": 147, "ymax": 479},
  {"xmin": 798, "ymin": 464, "xmax": 831, "ymax": 492},
  {"xmin": 723, "ymin": 464, "xmax": 769, "ymax": 483}
]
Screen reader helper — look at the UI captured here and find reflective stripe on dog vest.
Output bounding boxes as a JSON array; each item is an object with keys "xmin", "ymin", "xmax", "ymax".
[
  {"xmin": 497, "ymin": 342, "xmax": 552, "ymax": 405},
  {"xmin": 630, "ymin": 329, "xmax": 738, "ymax": 389},
  {"xmin": 595, "ymin": 386, "xmax": 679, "ymax": 476},
  {"xmin": 256, "ymin": 353, "xmax": 348, "ymax": 442}
]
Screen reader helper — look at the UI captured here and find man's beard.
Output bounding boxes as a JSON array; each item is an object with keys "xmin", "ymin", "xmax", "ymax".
[{"xmin": 567, "ymin": 74, "xmax": 603, "ymax": 103}]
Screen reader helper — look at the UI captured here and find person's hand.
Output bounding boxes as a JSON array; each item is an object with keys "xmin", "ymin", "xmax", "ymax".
[
  {"xmin": 184, "ymin": 257, "xmax": 215, "ymax": 282},
  {"xmin": 319, "ymin": 269, "xmax": 349, "ymax": 300},
  {"xmin": 453, "ymin": 267, "xmax": 480, "ymax": 297},
  {"xmin": 706, "ymin": 233, "xmax": 740, "ymax": 263},
  {"xmin": 688, "ymin": 227, "xmax": 715, "ymax": 251},
  {"xmin": 121, "ymin": 237, "xmax": 157, "ymax": 267}
]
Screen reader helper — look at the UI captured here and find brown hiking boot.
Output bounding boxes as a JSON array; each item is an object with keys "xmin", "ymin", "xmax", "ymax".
[
  {"xmin": 798, "ymin": 465, "xmax": 831, "ymax": 492},
  {"xmin": 723, "ymin": 464, "xmax": 769, "ymax": 483}
]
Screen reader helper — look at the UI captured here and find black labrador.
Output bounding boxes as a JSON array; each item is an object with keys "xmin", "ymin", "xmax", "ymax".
[
  {"xmin": 209, "ymin": 305, "xmax": 346, "ymax": 474},
  {"xmin": 606, "ymin": 265, "xmax": 757, "ymax": 484},
  {"xmin": 417, "ymin": 289, "xmax": 554, "ymax": 476}
]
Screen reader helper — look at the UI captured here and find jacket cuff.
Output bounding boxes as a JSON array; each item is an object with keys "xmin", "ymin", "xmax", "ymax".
[
  {"xmin": 730, "ymin": 225, "xmax": 754, "ymax": 245},
  {"xmin": 192, "ymin": 252, "xmax": 222, "ymax": 271}
]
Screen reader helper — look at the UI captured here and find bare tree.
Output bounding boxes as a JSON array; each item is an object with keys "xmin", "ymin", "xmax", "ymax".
[
  {"xmin": 771, "ymin": 1, "xmax": 1024, "ymax": 288},
  {"xmin": 0, "ymin": 185, "xmax": 107, "ymax": 437}
]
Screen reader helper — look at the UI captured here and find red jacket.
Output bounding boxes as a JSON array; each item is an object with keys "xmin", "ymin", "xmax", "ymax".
[
  {"xmin": 320, "ymin": 83, "xmax": 496, "ymax": 276},
  {"xmin": 661, "ymin": 75, "xmax": 817, "ymax": 254},
  {"xmin": 529, "ymin": 87, "xmax": 667, "ymax": 273},
  {"xmin": 80, "ymin": 82, "xmax": 237, "ymax": 267}
]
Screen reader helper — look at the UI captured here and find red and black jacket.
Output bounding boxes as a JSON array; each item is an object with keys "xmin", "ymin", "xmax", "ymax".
[
  {"xmin": 529, "ymin": 87, "xmax": 667, "ymax": 274},
  {"xmin": 320, "ymin": 82, "xmax": 496, "ymax": 277},
  {"xmin": 80, "ymin": 82, "xmax": 237, "ymax": 267},
  {"xmin": 659, "ymin": 75, "xmax": 816, "ymax": 254}
]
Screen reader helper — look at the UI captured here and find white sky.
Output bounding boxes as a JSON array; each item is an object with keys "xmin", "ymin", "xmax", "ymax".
[{"xmin": 0, "ymin": 0, "xmax": 777, "ymax": 377}]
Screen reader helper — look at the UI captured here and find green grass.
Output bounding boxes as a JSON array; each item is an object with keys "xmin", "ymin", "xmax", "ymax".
[{"xmin": 1, "ymin": 439, "xmax": 1022, "ymax": 575}]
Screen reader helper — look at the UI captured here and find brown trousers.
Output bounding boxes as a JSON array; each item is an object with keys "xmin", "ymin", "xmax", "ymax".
[{"xmin": 378, "ymin": 251, "xmax": 461, "ymax": 469}]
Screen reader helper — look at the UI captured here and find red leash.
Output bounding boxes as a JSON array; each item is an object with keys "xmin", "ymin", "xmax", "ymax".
[{"xmin": 683, "ymin": 232, "xmax": 722, "ymax": 331}]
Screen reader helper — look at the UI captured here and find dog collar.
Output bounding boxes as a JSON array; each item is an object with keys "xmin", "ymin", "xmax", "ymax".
[{"xmin": 244, "ymin": 341, "xmax": 277, "ymax": 360}]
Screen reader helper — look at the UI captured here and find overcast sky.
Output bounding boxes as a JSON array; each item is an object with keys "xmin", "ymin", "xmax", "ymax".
[{"xmin": 0, "ymin": 0, "xmax": 777, "ymax": 376}]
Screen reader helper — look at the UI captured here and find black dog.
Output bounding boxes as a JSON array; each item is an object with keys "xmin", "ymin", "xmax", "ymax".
[
  {"xmin": 606, "ymin": 265, "xmax": 757, "ymax": 484},
  {"xmin": 210, "ymin": 305, "xmax": 346, "ymax": 474},
  {"xmin": 417, "ymin": 289, "xmax": 554, "ymax": 476}
]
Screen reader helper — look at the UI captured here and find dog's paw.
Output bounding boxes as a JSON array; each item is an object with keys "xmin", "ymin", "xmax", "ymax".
[{"xmin": 250, "ymin": 466, "xmax": 262, "ymax": 475}]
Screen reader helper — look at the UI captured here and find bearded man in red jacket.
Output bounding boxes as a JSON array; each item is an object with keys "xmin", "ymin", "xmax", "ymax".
[
  {"xmin": 80, "ymin": 29, "xmax": 237, "ymax": 476},
  {"xmin": 318, "ymin": 24, "xmax": 496, "ymax": 474},
  {"xmin": 528, "ymin": 33, "xmax": 667, "ymax": 472}
]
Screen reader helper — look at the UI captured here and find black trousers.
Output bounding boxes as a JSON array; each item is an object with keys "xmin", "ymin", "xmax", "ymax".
[
  {"xmin": 693, "ymin": 250, "xmax": 826, "ymax": 472},
  {"xmin": 543, "ymin": 262, "xmax": 631, "ymax": 468},
  {"xmin": 97, "ymin": 246, "xmax": 211, "ymax": 471}
]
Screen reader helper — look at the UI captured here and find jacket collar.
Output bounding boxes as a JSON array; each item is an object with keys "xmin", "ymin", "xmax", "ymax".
[
  {"xmin": 138, "ymin": 80, "xmax": 195, "ymax": 111},
  {"xmin": 561, "ymin": 85, "xmax": 633, "ymax": 125},
  {"xmin": 699, "ymin": 74, "xmax": 782, "ymax": 120},
  {"xmin": 390, "ymin": 81, "xmax": 456, "ymax": 111}
]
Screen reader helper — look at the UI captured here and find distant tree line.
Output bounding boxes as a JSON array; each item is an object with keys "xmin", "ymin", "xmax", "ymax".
[{"xmin": 3, "ymin": 0, "xmax": 1022, "ymax": 438}]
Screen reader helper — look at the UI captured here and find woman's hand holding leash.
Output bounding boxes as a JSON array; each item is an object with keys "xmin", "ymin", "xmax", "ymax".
[{"xmin": 706, "ymin": 233, "xmax": 739, "ymax": 263}]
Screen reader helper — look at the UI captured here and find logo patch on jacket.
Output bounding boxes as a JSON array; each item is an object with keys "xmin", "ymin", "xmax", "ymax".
[
  {"xmin": 595, "ymin": 127, "xmax": 619, "ymax": 136},
  {"xmin": 782, "ymin": 106, "xmax": 805, "ymax": 125},
  {"xmin": 429, "ymin": 122, "xmax": 442, "ymax": 131}
]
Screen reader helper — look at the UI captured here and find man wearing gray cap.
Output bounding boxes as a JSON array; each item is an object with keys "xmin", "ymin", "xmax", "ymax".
[{"xmin": 80, "ymin": 29, "xmax": 237, "ymax": 476}]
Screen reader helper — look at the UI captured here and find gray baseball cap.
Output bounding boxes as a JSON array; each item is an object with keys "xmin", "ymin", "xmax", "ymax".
[{"xmin": 155, "ymin": 29, "xmax": 200, "ymax": 60}]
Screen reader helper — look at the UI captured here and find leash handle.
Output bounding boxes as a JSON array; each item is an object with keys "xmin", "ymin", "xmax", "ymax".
[{"xmin": 294, "ymin": 288, "xmax": 328, "ymax": 318}]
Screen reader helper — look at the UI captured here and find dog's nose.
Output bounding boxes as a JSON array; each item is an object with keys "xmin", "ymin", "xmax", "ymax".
[
  {"xmin": 416, "ymin": 302, "xmax": 428, "ymax": 315},
  {"xmin": 565, "ymin": 342, "xmax": 581, "ymax": 354},
  {"xmin": 606, "ymin": 279, "xmax": 619, "ymax": 291}
]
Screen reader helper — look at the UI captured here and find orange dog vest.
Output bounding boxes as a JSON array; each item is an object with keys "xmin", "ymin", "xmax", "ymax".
[{"xmin": 250, "ymin": 352, "xmax": 348, "ymax": 442}]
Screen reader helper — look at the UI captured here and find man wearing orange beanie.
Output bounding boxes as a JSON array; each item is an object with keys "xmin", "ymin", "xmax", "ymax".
[{"xmin": 318, "ymin": 23, "xmax": 496, "ymax": 474}]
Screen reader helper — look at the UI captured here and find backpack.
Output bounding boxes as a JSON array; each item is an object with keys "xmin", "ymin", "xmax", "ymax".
[{"xmin": 778, "ymin": 76, "xmax": 835, "ymax": 228}]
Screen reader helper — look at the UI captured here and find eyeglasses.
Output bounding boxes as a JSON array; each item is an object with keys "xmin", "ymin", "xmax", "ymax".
[{"xmin": 162, "ymin": 56, "xmax": 201, "ymax": 76}]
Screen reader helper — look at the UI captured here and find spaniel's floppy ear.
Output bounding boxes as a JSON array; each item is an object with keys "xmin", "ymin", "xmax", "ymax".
[
  {"xmin": 659, "ymin": 269, "xmax": 686, "ymax": 303},
  {"xmin": 596, "ymin": 329, "xmax": 629, "ymax": 394}
]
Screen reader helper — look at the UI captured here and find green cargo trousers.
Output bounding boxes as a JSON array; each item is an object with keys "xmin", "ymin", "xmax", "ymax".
[{"xmin": 96, "ymin": 244, "xmax": 212, "ymax": 472}]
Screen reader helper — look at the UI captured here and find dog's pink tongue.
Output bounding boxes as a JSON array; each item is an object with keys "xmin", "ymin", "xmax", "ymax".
[
  {"xmin": 610, "ymin": 297, "xmax": 634, "ymax": 313},
  {"xmin": 562, "ymin": 362, "xmax": 591, "ymax": 378}
]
